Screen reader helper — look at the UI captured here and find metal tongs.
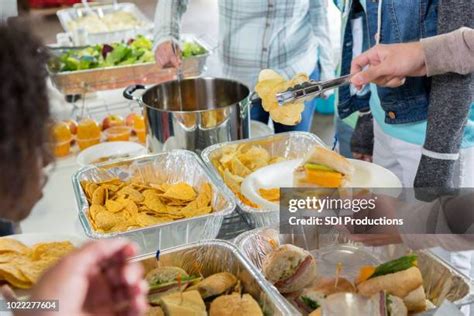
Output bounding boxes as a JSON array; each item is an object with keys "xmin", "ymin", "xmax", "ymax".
[{"xmin": 276, "ymin": 74, "xmax": 353, "ymax": 105}]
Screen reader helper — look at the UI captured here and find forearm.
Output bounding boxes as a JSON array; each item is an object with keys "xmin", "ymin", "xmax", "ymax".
[
  {"xmin": 421, "ymin": 27, "xmax": 474, "ymax": 76},
  {"xmin": 414, "ymin": 2, "xmax": 473, "ymax": 190},
  {"xmin": 153, "ymin": 0, "xmax": 189, "ymax": 49}
]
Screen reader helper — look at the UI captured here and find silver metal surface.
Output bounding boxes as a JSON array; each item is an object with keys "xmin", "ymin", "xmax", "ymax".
[
  {"xmin": 201, "ymin": 132, "xmax": 327, "ymax": 228},
  {"xmin": 234, "ymin": 226, "xmax": 474, "ymax": 315},
  {"xmin": 126, "ymin": 77, "xmax": 251, "ymax": 154},
  {"xmin": 48, "ymin": 34, "xmax": 210, "ymax": 95},
  {"xmin": 57, "ymin": 3, "xmax": 153, "ymax": 45},
  {"xmin": 133, "ymin": 240, "xmax": 294, "ymax": 315},
  {"xmin": 72, "ymin": 151, "xmax": 235, "ymax": 254},
  {"xmin": 276, "ymin": 74, "xmax": 353, "ymax": 105}
]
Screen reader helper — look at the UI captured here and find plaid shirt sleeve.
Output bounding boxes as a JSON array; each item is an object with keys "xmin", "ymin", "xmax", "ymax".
[
  {"xmin": 153, "ymin": 0, "xmax": 189, "ymax": 50},
  {"xmin": 309, "ymin": 0, "xmax": 335, "ymax": 80}
]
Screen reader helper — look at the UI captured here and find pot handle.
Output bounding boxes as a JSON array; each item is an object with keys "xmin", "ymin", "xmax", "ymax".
[{"xmin": 123, "ymin": 84, "xmax": 146, "ymax": 102}]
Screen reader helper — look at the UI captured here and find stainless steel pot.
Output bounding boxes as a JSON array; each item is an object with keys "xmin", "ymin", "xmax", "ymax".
[{"xmin": 123, "ymin": 77, "xmax": 251, "ymax": 153}]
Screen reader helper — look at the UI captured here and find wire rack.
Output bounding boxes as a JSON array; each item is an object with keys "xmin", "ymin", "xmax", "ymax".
[
  {"xmin": 64, "ymin": 89, "xmax": 142, "ymax": 122},
  {"xmin": 217, "ymin": 212, "xmax": 254, "ymax": 240}
]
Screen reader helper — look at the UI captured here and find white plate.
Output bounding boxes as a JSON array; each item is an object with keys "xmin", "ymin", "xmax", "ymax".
[
  {"xmin": 76, "ymin": 141, "xmax": 146, "ymax": 167},
  {"xmin": 3, "ymin": 233, "xmax": 85, "ymax": 247},
  {"xmin": 241, "ymin": 158, "xmax": 402, "ymax": 210}
]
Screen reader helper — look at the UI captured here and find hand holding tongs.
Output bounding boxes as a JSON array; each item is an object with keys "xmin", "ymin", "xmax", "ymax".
[{"xmin": 275, "ymin": 74, "xmax": 353, "ymax": 106}]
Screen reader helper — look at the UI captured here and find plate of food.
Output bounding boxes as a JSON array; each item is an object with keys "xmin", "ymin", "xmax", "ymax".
[
  {"xmin": 0, "ymin": 234, "xmax": 83, "ymax": 290},
  {"xmin": 241, "ymin": 146, "xmax": 402, "ymax": 210},
  {"xmin": 76, "ymin": 141, "xmax": 146, "ymax": 166}
]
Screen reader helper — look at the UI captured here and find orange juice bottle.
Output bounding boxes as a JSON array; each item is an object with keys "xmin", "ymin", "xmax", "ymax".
[
  {"xmin": 133, "ymin": 115, "xmax": 146, "ymax": 143},
  {"xmin": 77, "ymin": 118, "xmax": 101, "ymax": 150},
  {"xmin": 104, "ymin": 126, "xmax": 132, "ymax": 142},
  {"xmin": 52, "ymin": 122, "xmax": 73, "ymax": 157}
]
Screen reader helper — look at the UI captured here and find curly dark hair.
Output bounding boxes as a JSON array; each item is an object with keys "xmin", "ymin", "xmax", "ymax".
[{"xmin": 0, "ymin": 22, "xmax": 53, "ymax": 221}]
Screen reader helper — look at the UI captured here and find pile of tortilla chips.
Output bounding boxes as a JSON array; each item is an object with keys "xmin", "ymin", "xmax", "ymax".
[
  {"xmin": 255, "ymin": 69, "xmax": 309, "ymax": 125},
  {"xmin": 211, "ymin": 144, "xmax": 284, "ymax": 208},
  {"xmin": 81, "ymin": 178, "xmax": 213, "ymax": 233},
  {"xmin": 0, "ymin": 238, "xmax": 74, "ymax": 289}
]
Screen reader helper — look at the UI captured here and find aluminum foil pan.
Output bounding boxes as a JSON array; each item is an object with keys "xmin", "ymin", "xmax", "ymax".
[
  {"xmin": 48, "ymin": 34, "xmax": 210, "ymax": 95},
  {"xmin": 234, "ymin": 226, "xmax": 474, "ymax": 314},
  {"xmin": 72, "ymin": 150, "xmax": 235, "ymax": 254},
  {"xmin": 57, "ymin": 3, "xmax": 153, "ymax": 45},
  {"xmin": 132, "ymin": 239, "xmax": 294, "ymax": 315},
  {"xmin": 201, "ymin": 132, "xmax": 326, "ymax": 228}
]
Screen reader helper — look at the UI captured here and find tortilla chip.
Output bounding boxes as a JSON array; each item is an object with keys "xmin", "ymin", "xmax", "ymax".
[
  {"xmin": 105, "ymin": 199, "xmax": 125, "ymax": 213},
  {"xmin": 92, "ymin": 186, "xmax": 107, "ymax": 205},
  {"xmin": 161, "ymin": 183, "xmax": 197, "ymax": 201},
  {"xmin": 259, "ymin": 188, "xmax": 280, "ymax": 202},
  {"xmin": 0, "ymin": 238, "xmax": 30, "ymax": 254}
]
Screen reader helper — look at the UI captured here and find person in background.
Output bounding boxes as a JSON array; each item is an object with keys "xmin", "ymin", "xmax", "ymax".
[
  {"xmin": 335, "ymin": 0, "xmax": 474, "ymax": 190},
  {"xmin": 153, "ymin": 0, "xmax": 335, "ymax": 133},
  {"xmin": 335, "ymin": 3, "xmax": 473, "ymax": 315},
  {"xmin": 0, "ymin": 0, "xmax": 18, "ymax": 237},
  {"xmin": 0, "ymin": 23, "xmax": 148, "ymax": 315},
  {"xmin": 351, "ymin": 26, "xmax": 473, "ymax": 193}
]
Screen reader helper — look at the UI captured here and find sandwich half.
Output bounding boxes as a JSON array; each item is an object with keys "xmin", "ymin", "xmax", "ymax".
[
  {"xmin": 356, "ymin": 255, "xmax": 426, "ymax": 312},
  {"xmin": 209, "ymin": 293, "xmax": 263, "ymax": 316},
  {"xmin": 262, "ymin": 244, "xmax": 317, "ymax": 293},
  {"xmin": 146, "ymin": 266, "xmax": 202, "ymax": 303},
  {"xmin": 159, "ymin": 290, "xmax": 207, "ymax": 316},
  {"xmin": 186, "ymin": 272, "xmax": 238, "ymax": 299},
  {"xmin": 294, "ymin": 147, "xmax": 354, "ymax": 188}
]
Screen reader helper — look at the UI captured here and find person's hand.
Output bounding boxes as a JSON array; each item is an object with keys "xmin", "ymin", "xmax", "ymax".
[
  {"xmin": 350, "ymin": 42, "xmax": 427, "ymax": 89},
  {"xmin": 18, "ymin": 239, "xmax": 148, "ymax": 316},
  {"xmin": 339, "ymin": 193, "xmax": 403, "ymax": 246},
  {"xmin": 154, "ymin": 41, "xmax": 181, "ymax": 68}
]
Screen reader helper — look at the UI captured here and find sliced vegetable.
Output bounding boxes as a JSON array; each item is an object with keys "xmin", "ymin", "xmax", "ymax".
[
  {"xmin": 148, "ymin": 275, "xmax": 202, "ymax": 291},
  {"xmin": 355, "ymin": 265, "xmax": 376, "ymax": 284},
  {"xmin": 304, "ymin": 163, "xmax": 336, "ymax": 172},
  {"xmin": 301, "ymin": 296, "xmax": 320, "ymax": 310},
  {"xmin": 370, "ymin": 255, "xmax": 417, "ymax": 279}
]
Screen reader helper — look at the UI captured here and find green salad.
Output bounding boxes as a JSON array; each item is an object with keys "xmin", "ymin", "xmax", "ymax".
[{"xmin": 55, "ymin": 36, "xmax": 207, "ymax": 72}]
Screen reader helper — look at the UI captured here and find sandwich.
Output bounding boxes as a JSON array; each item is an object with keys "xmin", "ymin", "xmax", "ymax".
[
  {"xmin": 159, "ymin": 290, "xmax": 207, "ymax": 316},
  {"xmin": 356, "ymin": 255, "xmax": 426, "ymax": 312},
  {"xmin": 209, "ymin": 293, "xmax": 263, "ymax": 316},
  {"xmin": 186, "ymin": 272, "xmax": 238, "ymax": 299},
  {"xmin": 293, "ymin": 277, "xmax": 356, "ymax": 314},
  {"xmin": 262, "ymin": 244, "xmax": 317, "ymax": 293},
  {"xmin": 294, "ymin": 146, "xmax": 354, "ymax": 188},
  {"xmin": 146, "ymin": 266, "xmax": 202, "ymax": 303}
]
